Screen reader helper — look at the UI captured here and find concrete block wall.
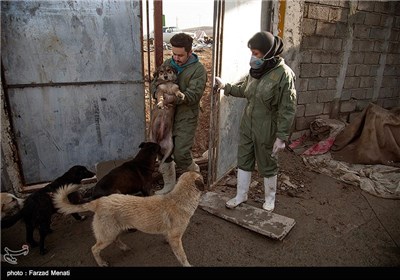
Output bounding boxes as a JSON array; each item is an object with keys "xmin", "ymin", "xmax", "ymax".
[{"xmin": 291, "ymin": 0, "xmax": 400, "ymax": 139}]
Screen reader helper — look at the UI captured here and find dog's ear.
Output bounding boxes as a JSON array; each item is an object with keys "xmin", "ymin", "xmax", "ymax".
[
  {"xmin": 139, "ymin": 142, "xmax": 145, "ymax": 148},
  {"xmin": 151, "ymin": 142, "xmax": 161, "ymax": 152},
  {"xmin": 170, "ymin": 66, "xmax": 178, "ymax": 75},
  {"xmin": 1, "ymin": 199, "xmax": 7, "ymax": 211},
  {"xmin": 194, "ymin": 175, "xmax": 205, "ymax": 191},
  {"xmin": 152, "ymin": 69, "xmax": 159, "ymax": 81}
]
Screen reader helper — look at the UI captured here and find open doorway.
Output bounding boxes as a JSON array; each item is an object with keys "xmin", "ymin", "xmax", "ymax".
[{"xmin": 142, "ymin": 0, "xmax": 214, "ymax": 166}]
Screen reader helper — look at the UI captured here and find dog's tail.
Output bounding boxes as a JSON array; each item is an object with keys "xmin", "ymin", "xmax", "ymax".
[
  {"xmin": 53, "ymin": 184, "xmax": 96, "ymax": 215},
  {"xmin": 1, "ymin": 211, "xmax": 23, "ymax": 229}
]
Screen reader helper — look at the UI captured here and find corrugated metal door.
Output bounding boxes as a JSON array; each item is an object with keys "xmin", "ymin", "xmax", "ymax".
[
  {"xmin": 1, "ymin": 0, "xmax": 145, "ymax": 184},
  {"xmin": 209, "ymin": 0, "xmax": 264, "ymax": 185}
]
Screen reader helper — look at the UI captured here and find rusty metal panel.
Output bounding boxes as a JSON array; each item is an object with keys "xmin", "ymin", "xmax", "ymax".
[
  {"xmin": 1, "ymin": 0, "xmax": 142, "ymax": 84},
  {"xmin": 8, "ymin": 84, "xmax": 144, "ymax": 184},
  {"xmin": 216, "ymin": 0, "xmax": 263, "ymax": 181},
  {"xmin": 1, "ymin": 0, "xmax": 144, "ymax": 184}
]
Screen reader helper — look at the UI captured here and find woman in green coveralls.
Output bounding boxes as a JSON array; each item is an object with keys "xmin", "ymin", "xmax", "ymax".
[{"xmin": 215, "ymin": 31, "xmax": 297, "ymax": 212}]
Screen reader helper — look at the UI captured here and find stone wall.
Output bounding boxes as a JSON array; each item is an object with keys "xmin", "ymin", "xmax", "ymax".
[{"xmin": 291, "ymin": 0, "xmax": 400, "ymax": 139}]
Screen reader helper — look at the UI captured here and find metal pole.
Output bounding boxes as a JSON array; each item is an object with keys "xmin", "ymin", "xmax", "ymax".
[
  {"xmin": 208, "ymin": 0, "xmax": 224, "ymax": 189},
  {"xmin": 153, "ymin": 0, "xmax": 163, "ymax": 69}
]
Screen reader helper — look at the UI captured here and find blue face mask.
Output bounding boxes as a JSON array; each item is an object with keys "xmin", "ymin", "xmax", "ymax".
[
  {"xmin": 249, "ymin": 56, "xmax": 264, "ymax": 69},
  {"xmin": 249, "ymin": 55, "xmax": 274, "ymax": 69}
]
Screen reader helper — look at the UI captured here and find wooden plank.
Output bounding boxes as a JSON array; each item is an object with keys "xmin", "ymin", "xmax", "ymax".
[{"xmin": 199, "ymin": 192, "xmax": 295, "ymax": 241}]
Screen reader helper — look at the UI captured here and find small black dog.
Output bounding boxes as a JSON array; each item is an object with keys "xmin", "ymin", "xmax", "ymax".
[
  {"xmin": 86, "ymin": 142, "xmax": 160, "ymax": 201},
  {"xmin": 5, "ymin": 165, "xmax": 95, "ymax": 255}
]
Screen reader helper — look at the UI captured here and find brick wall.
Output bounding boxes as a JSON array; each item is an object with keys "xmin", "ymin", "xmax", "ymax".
[{"xmin": 292, "ymin": 0, "xmax": 400, "ymax": 139}]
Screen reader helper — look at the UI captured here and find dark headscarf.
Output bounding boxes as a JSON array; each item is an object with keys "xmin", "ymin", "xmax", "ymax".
[{"xmin": 248, "ymin": 31, "xmax": 284, "ymax": 79}]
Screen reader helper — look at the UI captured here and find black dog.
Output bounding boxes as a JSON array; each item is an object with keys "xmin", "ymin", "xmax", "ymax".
[
  {"xmin": 86, "ymin": 142, "xmax": 160, "ymax": 201},
  {"xmin": 5, "ymin": 165, "xmax": 95, "ymax": 255}
]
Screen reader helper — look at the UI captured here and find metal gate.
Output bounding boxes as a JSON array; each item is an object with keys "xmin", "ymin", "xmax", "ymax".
[
  {"xmin": 1, "ymin": 0, "xmax": 145, "ymax": 184},
  {"xmin": 209, "ymin": 0, "xmax": 266, "ymax": 186}
]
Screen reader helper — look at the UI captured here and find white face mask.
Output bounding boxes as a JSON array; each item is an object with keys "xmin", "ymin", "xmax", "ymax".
[{"xmin": 249, "ymin": 55, "xmax": 274, "ymax": 69}]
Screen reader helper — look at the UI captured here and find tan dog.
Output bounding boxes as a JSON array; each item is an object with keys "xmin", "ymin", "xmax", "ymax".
[
  {"xmin": 150, "ymin": 64, "xmax": 185, "ymax": 164},
  {"xmin": 1, "ymin": 192, "xmax": 24, "ymax": 221},
  {"xmin": 53, "ymin": 171, "xmax": 205, "ymax": 267}
]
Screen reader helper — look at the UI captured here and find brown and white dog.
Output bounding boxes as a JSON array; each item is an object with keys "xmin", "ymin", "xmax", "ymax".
[
  {"xmin": 150, "ymin": 64, "xmax": 185, "ymax": 164},
  {"xmin": 53, "ymin": 171, "xmax": 205, "ymax": 267},
  {"xmin": 1, "ymin": 192, "xmax": 24, "ymax": 222}
]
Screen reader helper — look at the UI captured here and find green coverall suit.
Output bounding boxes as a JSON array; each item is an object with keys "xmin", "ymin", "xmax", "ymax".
[
  {"xmin": 223, "ymin": 58, "xmax": 297, "ymax": 177},
  {"xmin": 151, "ymin": 54, "xmax": 207, "ymax": 169}
]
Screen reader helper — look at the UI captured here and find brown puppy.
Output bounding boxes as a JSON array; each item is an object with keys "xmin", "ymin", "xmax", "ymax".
[
  {"xmin": 1, "ymin": 193, "xmax": 24, "ymax": 221},
  {"xmin": 87, "ymin": 142, "xmax": 161, "ymax": 200},
  {"xmin": 53, "ymin": 171, "xmax": 205, "ymax": 267},
  {"xmin": 150, "ymin": 64, "xmax": 185, "ymax": 164}
]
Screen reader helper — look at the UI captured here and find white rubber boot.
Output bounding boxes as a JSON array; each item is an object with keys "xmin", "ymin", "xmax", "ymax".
[
  {"xmin": 263, "ymin": 175, "xmax": 277, "ymax": 212},
  {"xmin": 225, "ymin": 169, "xmax": 251, "ymax": 209},
  {"xmin": 155, "ymin": 161, "xmax": 176, "ymax": 195},
  {"xmin": 187, "ymin": 160, "xmax": 200, "ymax": 172}
]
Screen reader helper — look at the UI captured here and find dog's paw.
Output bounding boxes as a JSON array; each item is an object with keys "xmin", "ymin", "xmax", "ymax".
[
  {"xmin": 177, "ymin": 91, "xmax": 185, "ymax": 100},
  {"xmin": 119, "ymin": 244, "xmax": 131, "ymax": 252},
  {"xmin": 72, "ymin": 213, "xmax": 85, "ymax": 221},
  {"xmin": 157, "ymin": 101, "xmax": 165, "ymax": 109},
  {"xmin": 99, "ymin": 261, "xmax": 109, "ymax": 267}
]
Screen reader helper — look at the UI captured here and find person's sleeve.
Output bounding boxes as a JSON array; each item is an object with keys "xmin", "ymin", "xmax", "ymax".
[
  {"xmin": 224, "ymin": 75, "xmax": 248, "ymax": 98},
  {"xmin": 176, "ymin": 65, "xmax": 207, "ymax": 105},
  {"xmin": 276, "ymin": 71, "xmax": 297, "ymax": 142}
]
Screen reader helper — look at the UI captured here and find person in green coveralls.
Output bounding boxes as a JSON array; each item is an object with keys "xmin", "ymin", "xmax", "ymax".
[
  {"xmin": 151, "ymin": 33, "xmax": 207, "ymax": 195},
  {"xmin": 214, "ymin": 31, "xmax": 297, "ymax": 212}
]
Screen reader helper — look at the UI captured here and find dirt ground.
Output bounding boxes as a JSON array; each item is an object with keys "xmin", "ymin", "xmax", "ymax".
[
  {"xmin": 2, "ymin": 148, "xmax": 400, "ymax": 270},
  {"xmin": 1, "ymin": 46, "xmax": 400, "ymax": 276}
]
